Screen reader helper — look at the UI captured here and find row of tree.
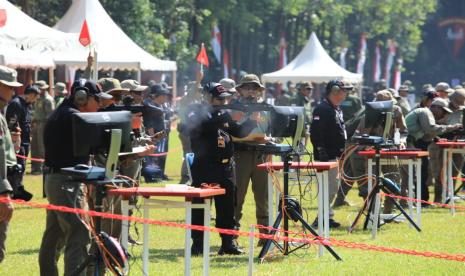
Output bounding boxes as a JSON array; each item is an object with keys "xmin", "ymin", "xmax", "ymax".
[{"xmin": 12, "ymin": 0, "xmax": 438, "ymax": 85}]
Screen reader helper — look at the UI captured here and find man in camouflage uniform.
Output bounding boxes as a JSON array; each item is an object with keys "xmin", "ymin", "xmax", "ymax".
[
  {"xmin": 396, "ymin": 85, "xmax": 411, "ymax": 116},
  {"xmin": 0, "ymin": 66, "xmax": 20, "ymax": 263},
  {"xmin": 406, "ymin": 98, "xmax": 462, "ymax": 203},
  {"xmin": 53, "ymin": 82, "xmax": 68, "ymax": 107},
  {"xmin": 340, "ymin": 87, "xmax": 363, "ymax": 122},
  {"xmin": 30, "ymin": 80, "xmax": 55, "ymax": 174}
]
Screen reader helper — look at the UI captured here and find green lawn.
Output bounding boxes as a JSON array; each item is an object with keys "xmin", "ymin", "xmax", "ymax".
[{"xmin": 1, "ymin": 129, "xmax": 465, "ymax": 275}]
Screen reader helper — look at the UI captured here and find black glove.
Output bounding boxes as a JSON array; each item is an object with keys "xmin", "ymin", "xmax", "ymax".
[{"xmin": 317, "ymin": 147, "xmax": 330, "ymax": 162}]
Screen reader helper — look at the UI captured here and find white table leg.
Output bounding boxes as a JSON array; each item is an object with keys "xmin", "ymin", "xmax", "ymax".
[
  {"xmin": 371, "ymin": 193, "xmax": 381, "ymax": 240},
  {"xmin": 267, "ymin": 174, "xmax": 274, "ymax": 228},
  {"xmin": 316, "ymin": 171, "xmax": 324, "ymax": 257},
  {"xmin": 143, "ymin": 203, "xmax": 150, "ymax": 275},
  {"xmin": 323, "ymin": 170, "xmax": 330, "ymax": 245},
  {"xmin": 185, "ymin": 202, "xmax": 192, "ymax": 276},
  {"xmin": 415, "ymin": 159, "xmax": 422, "ymax": 227},
  {"xmin": 448, "ymin": 150, "xmax": 456, "ymax": 215},
  {"xmin": 121, "ymin": 199, "xmax": 129, "ymax": 249},
  {"xmin": 203, "ymin": 199, "xmax": 211, "ymax": 276},
  {"xmin": 408, "ymin": 160, "xmax": 414, "ymax": 227},
  {"xmin": 442, "ymin": 149, "xmax": 448, "ymax": 203},
  {"xmin": 368, "ymin": 159, "xmax": 373, "ymax": 193}
]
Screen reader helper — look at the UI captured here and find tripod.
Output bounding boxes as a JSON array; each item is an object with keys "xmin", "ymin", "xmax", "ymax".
[
  {"xmin": 258, "ymin": 153, "xmax": 342, "ymax": 262},
  {"xmin": 348, "ymin": 145, "xmax": 421, "ymax": 234}
]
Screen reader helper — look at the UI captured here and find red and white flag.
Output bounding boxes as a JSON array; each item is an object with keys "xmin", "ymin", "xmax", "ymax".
[
  {"xmin": 196, "ymin": 43, "xmax": 209, "ymax": 74},
  {"xmin": 373, "ymin": 43, "xmax": 381, "ymax": 82},
  {"xmin": 0, "ymin": 9, "xmax": 7, "ymax": 27},
  {"xmin": 223, "ymin": 48, "xmax": 230, "ymax": 78},
  {"xmin": 210, "ymin": 23, "xmax": 222, "ymax": 63},
  {"xmin": 279, "ymin": 33, "xmax": 288, "ymax": 68},
  {"xmin": 356, "ymin": 33, "xmax": 367, "ymax": 74},
  {"xmin": 384, "ymin": 40, "xmax": 397, "ymax": 86},
  {"xmin": 79, "ymin": 19, "xmax": 91, "ymax": 47},
  {"xmin": 339, "ymin": 47, "xmax": 348, "ymax": 69},
  {"xmin": 393, "ymin": 58, "xmax": 403, "ymax": 90}
]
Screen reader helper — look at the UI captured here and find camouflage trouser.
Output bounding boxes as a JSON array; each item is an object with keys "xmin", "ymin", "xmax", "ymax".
[{"xmin": 234, "ymin": 150, "xmax": 269, "ymax": 228}]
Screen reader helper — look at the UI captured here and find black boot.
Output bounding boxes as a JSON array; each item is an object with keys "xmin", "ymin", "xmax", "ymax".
[
  {"xmin": 12, "ymin": 186, "xmax": 33, "ymax": 201},
  {"xmin": 218, "ymin": 235, "xmax": 244, "ymax": 255}
]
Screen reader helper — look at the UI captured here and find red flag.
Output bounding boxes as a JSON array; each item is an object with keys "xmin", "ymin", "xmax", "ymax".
[
  {"xmin": 196, "ymin": 43, "xmax": 209, "ymax": 67},
  {"xmin": 0, "ymin": 9, "xmax": 7, "ymax": 27},
  {"xmin": 79, "ymin": 20, "xmax": 91, "ymax": 47}
]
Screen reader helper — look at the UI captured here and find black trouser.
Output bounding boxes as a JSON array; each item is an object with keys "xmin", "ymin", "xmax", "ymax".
[
  {"xmin": 190, "ymin": 158, "xmax": 236, "ymax": 243},
  {"xmin": 414, "ymin": 139, "xmax": 430, "ymax": 201},
  {"xmin": 17, "ymin": 143, "xmax": 29, "ymax": 182}
]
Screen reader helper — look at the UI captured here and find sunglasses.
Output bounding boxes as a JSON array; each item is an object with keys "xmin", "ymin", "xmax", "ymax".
[{"xmin": 240, "ymin": 84, "xmax": 260, "ymax": 90}]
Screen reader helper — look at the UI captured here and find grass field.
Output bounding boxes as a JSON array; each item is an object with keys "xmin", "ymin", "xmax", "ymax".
[{"xmin": 1, "ymin": 129, "xmax": 465, "ymax": 275}]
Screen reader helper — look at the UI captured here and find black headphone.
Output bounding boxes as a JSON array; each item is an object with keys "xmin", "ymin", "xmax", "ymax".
[
  {"xmin": 325, "ymin": 80, "xmax": 343, "ymax": 96},
  {"xmin": 72, "ymin": 78, "xmax": 90, "ymax": 107}
]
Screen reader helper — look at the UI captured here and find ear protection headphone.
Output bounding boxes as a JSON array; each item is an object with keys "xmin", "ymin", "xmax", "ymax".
[
  {"xmin": 72, "ymin": 79, "xmax": 90, "ymax": 107},
  {"xmin": 325, "ymin": 80, "xmax": 343, "ymax": 96}
]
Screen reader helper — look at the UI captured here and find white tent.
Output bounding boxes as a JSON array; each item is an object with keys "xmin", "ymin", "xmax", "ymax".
[
  {"xmin": 262, "ymin": 32, "xmax": 362, "ymax": 83},
  {"xmin": 0, "ymin": 45, "xmax": 55, "ymax": 69},
  {"xmin": 0, "ymin": 0, "xmax": 75, "ymax": 68},
  {"xmin": 53, "ymin": 0, "xmax": 176, "ymax": 72}
]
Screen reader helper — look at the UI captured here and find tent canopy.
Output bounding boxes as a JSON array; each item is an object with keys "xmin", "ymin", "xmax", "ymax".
[
  {"xmin": 53, "ymin": 0, "xmax": 176, "ymax": 72},
  {"xmin": 262, "ymin": 32, "xmax": 362, "ymax": 84},
  {"xmin": 0, "ymin": 45, "xmax": 55, "ymax": 69},
  {"xmin": 0, "ymin": 0, "xmax": 76, "ymax": 51}
]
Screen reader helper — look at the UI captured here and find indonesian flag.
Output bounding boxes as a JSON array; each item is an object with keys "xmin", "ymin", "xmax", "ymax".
[
  {"xmin": 210, "ymin": 23, "xmax": 222, "ymax": 63},
  {"xmin": 223, "ymin": 48, "xmax": 230, "ymax": 78},
  {"xmin": 196, "ymin": 43, "xmax": 209, "ymax": 67},
  {"xmin": 356, "ymin": 33, "xmax": 367, "ymax": 74},
  {"xmin": 339, "ymin": 47, "xmax": 348, "ymax": 69},
  {"xmin": 279, "ymin": 33, "xmax": 288, "ymax": 68},
  {"xmin": 384, "ymin": 40, "xmax": 397, "ymax": 86},
  {"xmin": 79, "ymin": 20, "xmax": 91, "ymax": 47},
  {"xmin": 393, "ymin": 58, "xmax": 403, "ymax": 90},
  {"xmin": 373, "ymin": 43, "xmax": 381, "ymax": 82},
  {"xmin": 0, "ymin": 9, "xmax": 6, "ymax": 27}
]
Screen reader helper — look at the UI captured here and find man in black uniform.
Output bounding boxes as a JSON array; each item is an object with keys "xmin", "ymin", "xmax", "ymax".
[
  {"xmin": 39, "ymin": 79, "xmax": 112, "ymax": 276},
  {"xmin": 185, "ymin": 82, "xmax": 257, "ymax": 255},
  {"xmin": 310, "ymin": 80, "xmax": 352, "ymax": 228},
  {"xmin": 5, "ymin": 85, "xmax": 39, "ymax": 200}
]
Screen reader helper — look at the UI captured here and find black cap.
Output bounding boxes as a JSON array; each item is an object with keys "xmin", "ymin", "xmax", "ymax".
[
  {"xmin": 71, "ymin": 79, "xmax": 113, "ymax": 100},
  {"xmin": 24, "ymin": 85, "xmax": 40, "ymax": 95},
  {"xmin": 203, "ymin": 82, "xmax": 231, "ymax": 98},
  {"xmin": 325, "ymin": 80, "xmax": 352, "ymax": 95},
  {"xmin": 150, "ymin": 84, "xmax": 171, "ymax": 96}
]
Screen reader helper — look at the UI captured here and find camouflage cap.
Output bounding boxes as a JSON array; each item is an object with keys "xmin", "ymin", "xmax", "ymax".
[
  {"xmin": 375, "ymin": 89, "xmax": 396, "ymax": 103},
  {"xmin": 0, "ymin": 65, "xmax": 22, "ymax": 87},
  {"xmin": 219, "ymin": 78, "xmax": 237, "ymax": 93},
  {"xmin": 452, "ymin": 88, "xmax": 465, "ymax": 98},
  {"xmin": 54, "ymin": 82, "xmax": 68, "ymax": 95},
  {"xmin": 431, "ymin": 97, "xmax": 452, "ymax": 113},
  {"xmin": 236, "ymin": 74, "xmax": 265, "ymax": 90},
  {"xmin": 121, "ymin": 79, "xmax": 148, "ymax": 92},
  {"xmin": 98, "ymin": 78, "xmax": 129, "ymax": 95},
  {"xmin": 398, "ymin": 85, "xmax": 409, "ymax": 92},
  {"xmin": 296, "ymin": 81, "xmax": 313, "ymax": 90},
  {"xmin": 435, "ymin": 82, "xmax": 451, "ymax": 92},
  {"xmin": 35, "ymin": 80, "xmax": 49, "ymax": 90}
]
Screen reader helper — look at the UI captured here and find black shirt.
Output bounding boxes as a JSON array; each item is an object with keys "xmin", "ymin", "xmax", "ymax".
[
  {"xmin": 186, "ymin": 103, "xmax": 256, "ymax": 161},
  {"xmin": 5, "ymin": 96, "xmax": 32, "ymax": 144},
  {"xmin": 310, "ymin": 99, "xmax": 347, "ymax": 160},
  {"xmin": 43, "ymin": 99, "xmax": 88, "ymax": 168},
  {"xmin": 142, "ymin": 99, "xmax": 166, "ymax": 133}
]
